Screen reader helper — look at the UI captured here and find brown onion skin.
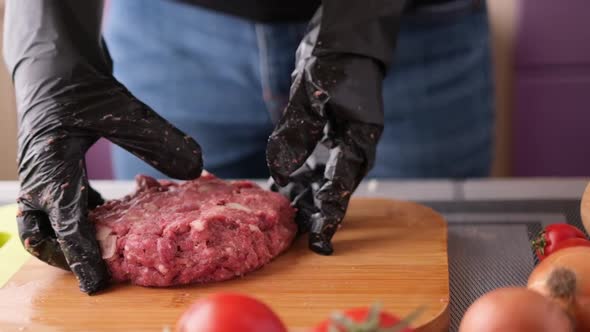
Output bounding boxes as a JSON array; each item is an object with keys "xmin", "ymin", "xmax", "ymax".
[
  {"xmin": 580, "ymin": 182, "xmax": 590, "ymax": 234},
  {"xmin": 528, "ymin": 247, "xmax": 590, "ymax": 332},
  {"xmin": 459, "ymin": 287, "xmax": 573, "ymax": 332}
]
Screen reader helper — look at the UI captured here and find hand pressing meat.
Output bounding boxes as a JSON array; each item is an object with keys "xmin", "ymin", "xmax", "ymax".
[
  {"xmin": 266, "ymin": 2, "xmax": 405, "ymax": 255},
  {"xmin": 4, "ymin": 0, "xmax": 202, "ymax": 294}
]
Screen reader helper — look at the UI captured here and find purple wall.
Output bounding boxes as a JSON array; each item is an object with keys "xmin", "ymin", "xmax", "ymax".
[
  {"xmin": 513, "ymin": 0, "xmax": 590, "ymax": 176},
  {"xmin": 86, "ymin": 139, "xmax": 113, "ymax": 180}
]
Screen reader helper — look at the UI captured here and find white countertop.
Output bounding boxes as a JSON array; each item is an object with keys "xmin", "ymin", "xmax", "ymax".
[{"xmin": 0, "ymin": 177, "xmax": 588, "ymax": 205}]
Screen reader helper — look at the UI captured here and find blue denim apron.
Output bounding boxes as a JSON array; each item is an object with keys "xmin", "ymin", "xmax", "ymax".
[{"xmin": 104, "ymin": 0, "xmax": 493, "ymax": 179}]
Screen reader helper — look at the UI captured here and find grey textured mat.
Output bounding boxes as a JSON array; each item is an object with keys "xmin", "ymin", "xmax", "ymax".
[{"xmin": 422, "ymin": 200, "xmax": 586, "ymax": 332}]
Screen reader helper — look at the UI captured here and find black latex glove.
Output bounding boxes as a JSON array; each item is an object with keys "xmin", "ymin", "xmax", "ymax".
[
  {"xmin": 266, "ymin": 1, "xmax": 406, "ymax": 255},
  {"xmin": 4, "ymin": 0, "xmax": 202, "ymax": 294}
]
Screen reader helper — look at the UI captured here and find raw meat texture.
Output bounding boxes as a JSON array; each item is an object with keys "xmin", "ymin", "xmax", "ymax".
[{"xmin": 89, "ymin": 172, "xmax": 296, "ymax": 287}]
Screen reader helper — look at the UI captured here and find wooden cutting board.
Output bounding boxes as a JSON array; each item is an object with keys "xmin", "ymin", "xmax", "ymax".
[{"xmin": 0, "ymin": 199, "xmax": 449, "ymax": 332}]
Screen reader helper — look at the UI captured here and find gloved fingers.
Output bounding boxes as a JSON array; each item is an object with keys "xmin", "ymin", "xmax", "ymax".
[
  {"xmin": 266, "ymin": 75, "xmax": 328, "ymax": 186},
  {"xmin": 48, "ymin": 175, "xmax": 110, "ymax": 294},
  {"xmin": 306, "ymin": 151, "xmax": 354, "ymax": 255},
  {"xmin": 16, "ymin": 163, "xmax": 103, "ymax": 273},
  {"xmin": 17, "ymin": 208, "xmax": 69, "ymax": 270},
  {"xmin": 65, "ymin": 79, "xmax": 203, "ymax": 180},
  {"xmin": 269, "ymin": 177, "xmax": 313, "ymax": 234},
  {"xmin": 308, "ymin": 121, "xmax": 382, "ymax": 255},
  {"xmin": 268, "ymin": 160, "xmax": 325, "ymax": 234},
  {"xmin": 102, "ymin": 97, "xmax": 203, "ymax": 180},
  {"xmin": 86, "ymin": 185, "xmax": 104, "ymax": 209},
  {"xmin": 30, "ymin": 148, "xmax": 111, "ymax": 294},
  {"xmin": 17, "ymin": 129, "xmax": 110, "ymax": 294}
]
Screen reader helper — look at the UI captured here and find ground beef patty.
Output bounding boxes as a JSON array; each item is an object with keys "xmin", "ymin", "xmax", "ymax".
[{"xmin": 90, "ymin": 172, "xmax": 296, "ymax": 287}]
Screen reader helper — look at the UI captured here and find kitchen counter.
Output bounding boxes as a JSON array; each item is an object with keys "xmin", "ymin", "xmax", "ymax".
[
  {"xmin": 0, "ymin": 177, "xmax": 588, "ymax": 204},
  {"xmin": 1, "ymin": 177, "xmax": 589, "ymax": 331}
]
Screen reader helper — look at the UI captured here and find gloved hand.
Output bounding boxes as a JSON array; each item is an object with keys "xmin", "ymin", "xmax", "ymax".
[
  {"xmin": 266, "ymin": 1, "xmax": 406, "ymax": 255},
  {"xmin": 4, "ymin": 0, "xmax": 202, "ymax": 294}
]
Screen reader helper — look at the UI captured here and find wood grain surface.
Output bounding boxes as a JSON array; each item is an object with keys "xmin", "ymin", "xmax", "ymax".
[{"xmin": 0, "ymin": 198, "xmax": 449, "ymax": 332}]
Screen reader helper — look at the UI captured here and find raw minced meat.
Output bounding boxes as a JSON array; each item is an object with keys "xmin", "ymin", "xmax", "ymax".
[{"xmin": 89, "ymin": 172, "xmax": 296, "ymax": 287}]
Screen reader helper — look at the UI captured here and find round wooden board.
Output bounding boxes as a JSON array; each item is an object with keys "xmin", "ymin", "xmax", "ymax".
[{"xmin": 0, "ymin": 199, "xmax": 449, "ymax": 331}]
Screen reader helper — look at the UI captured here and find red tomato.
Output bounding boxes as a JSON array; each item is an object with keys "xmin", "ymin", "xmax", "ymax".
[
  {"xmin": 175, "ymin": 293, "xmax": 287, "ymax": 332},
  {"xmin": 312, "ymin": 307, "xmax": 415, "ymax": 332},
  {"xmin": 532, "ymin": 224, "xmax": 587, "ymax": 260},
  {"xmin": 550, "ymin": 237, "xmax": 590, "ymax": 252}
]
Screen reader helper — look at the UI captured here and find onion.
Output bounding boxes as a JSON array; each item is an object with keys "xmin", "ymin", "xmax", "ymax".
[
  {"xmin": 459, "ymin": 287, "xmax": 573, "ymax": 332},
  {"xmin": 581, "ymin": 182, "xmax": 590, "ymax": 234},
  {"xmin": 528, "ymin": 246, "xmax": 590, "ymax": 331}
]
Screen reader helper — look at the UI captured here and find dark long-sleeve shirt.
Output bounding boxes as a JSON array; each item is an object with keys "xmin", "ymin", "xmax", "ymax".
[{"xmin": 176, "ymin": 0, "xmax": 459, "ymax": 22}]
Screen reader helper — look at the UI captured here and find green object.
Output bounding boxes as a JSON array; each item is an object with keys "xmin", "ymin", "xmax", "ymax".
[{"xmin": 0, "ymin": 204, "xmax": 30, "ymax": 288}]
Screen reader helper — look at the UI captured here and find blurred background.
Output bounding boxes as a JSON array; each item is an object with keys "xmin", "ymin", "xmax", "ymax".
[{"xmin": 0, "ymin": 0, "xmax": 588, "ymax": 180}]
